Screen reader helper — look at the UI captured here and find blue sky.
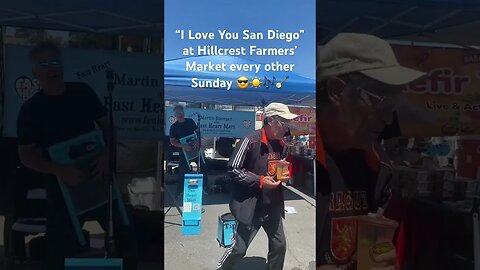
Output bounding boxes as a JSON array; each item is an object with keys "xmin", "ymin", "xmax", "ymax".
[{"xmin": 165, "ymin": 0, "xmax": 316, "ymax": 80}]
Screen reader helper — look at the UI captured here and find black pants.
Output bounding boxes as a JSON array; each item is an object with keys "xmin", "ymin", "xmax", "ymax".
[
  {"xmin": 216, "ymin": 212, "xmax": 286, "ymax": 270},
  {"xmin": 45, "ymin": 195, "xmax": 138, "ymax": 270},
  {"xmin": 177, "ymin": 154, "xmax": 209, "ymax": 196}
]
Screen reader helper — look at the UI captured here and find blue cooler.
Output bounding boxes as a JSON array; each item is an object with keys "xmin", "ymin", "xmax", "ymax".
[{"xmin": 217, "ymin": 213, "xmax": 236, "ymax": 248}]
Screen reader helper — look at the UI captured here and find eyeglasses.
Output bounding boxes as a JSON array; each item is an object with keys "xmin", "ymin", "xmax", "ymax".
[
  {"xmin": 36, "ymin": 60, "xmax": 62, "ymax": 68},
  {"xmin": 337, "ymin": 76, "xmax": 396, "ymax": 111},
  {"xmin": 275, "ymin": 119, "xmax": 289, "ymax": 127},
  {"xmin": 358, "ymin": 86, "xmax": 394, "ymax": 111}
]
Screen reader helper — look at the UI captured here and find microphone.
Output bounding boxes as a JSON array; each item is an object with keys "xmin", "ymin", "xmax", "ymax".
[
  {"xmin": 104, "ymin": 67, "xmax": 116, "ymax": 257},
  {"xmin": 106, "ymin": 68, "xmax": 114, "ymax": 93},
  {"xmin": 190, "ymin": 112, "xmax": 202, "ymax": 122}
]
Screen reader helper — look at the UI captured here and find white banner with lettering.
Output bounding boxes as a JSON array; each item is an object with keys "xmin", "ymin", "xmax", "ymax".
[
  {"xmin": 165, "ymin": 107, "xmax": 255, "ymax": 138},
  {"xmin": 3, "ymin": 45, "xmax": 163, "ymax": 141}
]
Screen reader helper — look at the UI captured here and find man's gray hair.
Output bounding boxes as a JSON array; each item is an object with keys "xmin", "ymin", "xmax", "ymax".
[
  {"xmin": 173, "ymin": 105, "xmax": 184, "ymax": 112},
  {"xmin": 29, "ymin": 41, "xmax": 61, "ymax": 62}
]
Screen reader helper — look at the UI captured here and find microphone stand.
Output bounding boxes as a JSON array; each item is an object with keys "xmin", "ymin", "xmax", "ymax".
[
  {"xmin": 196, "ymin": 113, "xmax": 202, "ymax": 174},
  {"xmin": 196, "ymin": 113, "xmax": 206, "ymax": 214},
  {"xmin": 105, "ymin": 68, "xmax": 116, "ymax": 258}
]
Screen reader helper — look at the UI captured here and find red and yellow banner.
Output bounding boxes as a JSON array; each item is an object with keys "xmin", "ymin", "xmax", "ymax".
[{"xmin": 392, "ymin": 45, "xmax": 480, "ymax": 137}]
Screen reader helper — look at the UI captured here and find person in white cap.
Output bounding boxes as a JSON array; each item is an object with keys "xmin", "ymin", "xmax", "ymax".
[
  {"xmin": 316, "ymin": 33, "xmax": 425, "ymax": 270},
  {"xmin": 217, "ymin": 103, "xmax": 298, "ymax": 270}
]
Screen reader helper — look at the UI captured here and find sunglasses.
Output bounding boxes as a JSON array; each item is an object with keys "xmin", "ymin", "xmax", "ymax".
[
  {"xmin": 36, "ymin": 60, "xmax": 63, "ymax": 68},
  {"xmin": 275, "ymin": 118, "xmax": 289, "ymax": 127},
  {"xmin": 358, "ymin": 87, "xmax": 395, "ymax": 111},
  {"xmin": 337, "ymin": 76, "xmax": 395, "ymax": 111},
  {"xmin": 237, "ymin": 80, "xmax": 248, "ymax": 84}
]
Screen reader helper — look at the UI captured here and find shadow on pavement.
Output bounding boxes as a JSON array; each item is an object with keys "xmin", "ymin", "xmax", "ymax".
[
  {"xmin": 290, "ymin": 260, "xmax": 316, "ymax": 270},
  {"xmin": 232, "ymin": 256, "xmax": 267, "ymax": 270}
]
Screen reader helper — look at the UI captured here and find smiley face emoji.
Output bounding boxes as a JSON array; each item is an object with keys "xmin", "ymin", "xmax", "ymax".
[{"xmin": 237, "ymin": 76, "xmax": 249, "ymax": 89}]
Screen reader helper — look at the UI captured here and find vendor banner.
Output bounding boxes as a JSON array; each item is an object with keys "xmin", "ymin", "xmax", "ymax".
[
  {"xmin": 288, "ymin": 107, "xmax": 316, "ymax": 136},
  {"xmin": 392, "ymin": 45, "xmax": 480, "ymax": 137},
  {"xmin": 165, "ymin": 107, "xmax": 255, "ymax": 138},
  {"xmin": 3, "ymin": 45, "xmax": 163, "ymax": 141}
]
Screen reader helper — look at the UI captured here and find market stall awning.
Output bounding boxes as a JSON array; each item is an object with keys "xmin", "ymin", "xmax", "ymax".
[
  {"xmin": 165, "ymin": 88, "xmax": 315, "ymax": 107},
  {"xmin": 2, "ymin": 0, "xmax": 480, "ymax": 44},
  {"xmin": 0, "ymin": 0, "xmax": 164, "ymax": 37},
  {"xmin": 317, "ymin": 0, "xmax": 480, "ymax": 46}
]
